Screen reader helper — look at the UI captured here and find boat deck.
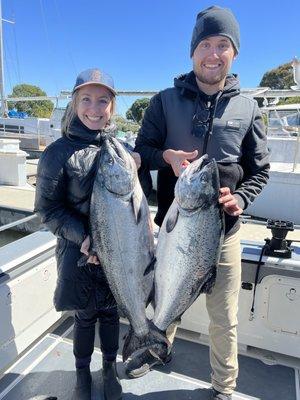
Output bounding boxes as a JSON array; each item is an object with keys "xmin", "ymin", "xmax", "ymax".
[
  {"xmin": 0, "ymin": 317, "xmax": 297, "ymax": 400},
  {"xmin": 0, "ymin": 160, "xmax": 37, "ymax": 213}
]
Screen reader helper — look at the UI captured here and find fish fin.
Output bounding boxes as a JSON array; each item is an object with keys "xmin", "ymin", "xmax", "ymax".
[
  {"xmin": 143, "ymin": 256, "xmax": 156, "ymax": 276},
  {"xmin": 77, "ymin": 254, "xmax": 89, "ymax": 267},
  {"xmin": 143, "ymin": 256, "xmax": 155, "ymax": 307},
  {"xmin": 77, "ymin": 245, "xmax": 98, "ymax": 267},
  {"xmin": 166, "ymin": 207, "xmax": 179, "ymax": 233},
  {"xmin": 117, "ymin": 306, "xmax": 127, "ymax": 319},
  {"xmin": 146, "ymin": 285, "xmax": 155, "ymax": 308},
  {"xmin": 200, "ymin": 267, "xmax": 217, "ymax": 294},
  {"xmin": 131, "ymin": 193, "xmax": 142, "ymax": 224}
]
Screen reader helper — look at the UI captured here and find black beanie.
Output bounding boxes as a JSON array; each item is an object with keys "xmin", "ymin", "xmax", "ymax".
[{"xmin": 190, "ymin": 6, "xmax": 240, "ymax": 57}]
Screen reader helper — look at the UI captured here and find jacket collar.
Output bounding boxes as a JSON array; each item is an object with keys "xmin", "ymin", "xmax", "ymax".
[
  {"xmin": 65, "ymin": 115, "xmax": 116, "ymax": 145},
  {"xmin": 174, "ymin": 71, "xmax": 240, "ymax": 100}
]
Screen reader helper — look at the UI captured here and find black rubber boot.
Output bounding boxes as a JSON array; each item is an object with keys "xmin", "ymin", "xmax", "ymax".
[
  {"xmin": 73, "ymin": 366, "xmax": 92, "ymax": 400},
  {"xmin": 102, "ymin": 359, "xmax": 122, "ymax": 400}
]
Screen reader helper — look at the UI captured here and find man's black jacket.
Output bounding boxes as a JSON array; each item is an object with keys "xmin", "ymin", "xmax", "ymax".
[{"xmin": 135, "ymin": 72, "xmax": 270, "ymax": 235}]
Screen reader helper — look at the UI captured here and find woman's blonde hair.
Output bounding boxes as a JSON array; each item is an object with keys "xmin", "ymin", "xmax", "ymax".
[{"xmin": 61, "ymin": 87, "xmax": 116, "ymax": 135}]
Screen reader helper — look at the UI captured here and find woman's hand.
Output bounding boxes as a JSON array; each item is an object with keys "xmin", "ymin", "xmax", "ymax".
[
  {"xmin": 80, "ymin": 235, "xmax": 100, "ymax": 265},
  {"xmin": 131, "ymin": 152, "xmax": 141, "ymax": 169},
  {"xmin": 163, "ymin": 149, "xmax": 198, "ymax": 176},
  {"xmin": 219, "ymin": 187, "xmax": 243, "ymax": 216}
]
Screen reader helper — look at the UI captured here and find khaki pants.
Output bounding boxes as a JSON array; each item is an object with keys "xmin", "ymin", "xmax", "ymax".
[
  {"xmin": 166, "ymin": 230, "xmax": 241, "ymax": 395},
  {"xmin": 206, "ymin": 230, "xmax": 241, "ymax": 394}
]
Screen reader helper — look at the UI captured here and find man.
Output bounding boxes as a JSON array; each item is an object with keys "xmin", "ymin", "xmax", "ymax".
[{"xmin": 128, "ymin": 6, "xmax": 270, "ymax": 400}]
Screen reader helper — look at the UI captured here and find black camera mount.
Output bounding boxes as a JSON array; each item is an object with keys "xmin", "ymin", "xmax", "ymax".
[{"xmin": 264, "ymin": 219, "xmax": 294, "ymax": 258}]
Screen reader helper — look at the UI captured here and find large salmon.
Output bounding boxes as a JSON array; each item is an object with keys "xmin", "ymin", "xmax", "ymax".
[
  {"xmin": 152, "ymin": 155, "xmax": 224, "ymax": 338},
  {"xmin": 90, "ymin": 136, "xmax": 155, "ymax": 350}
]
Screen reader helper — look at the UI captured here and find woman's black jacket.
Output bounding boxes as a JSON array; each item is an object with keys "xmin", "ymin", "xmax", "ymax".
[{"xmin": 34, "ymin": 119, "xmax": 115, "ymax": 311}]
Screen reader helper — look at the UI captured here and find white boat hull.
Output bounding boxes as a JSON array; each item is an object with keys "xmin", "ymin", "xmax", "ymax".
[
  {"xmin": 180, "ymin": 240, "xmax": 300, "ymax": 361},
  {"xmin": 0, "ymin": 232, "xmax": 61, "ymax": 373},
  {"xmin": 1, "ymin": 231, "xmax": 299, "ymax": 373},
  {"xmin": 246, "ymin": 164, "xmax": 300, "ymax": 224}
]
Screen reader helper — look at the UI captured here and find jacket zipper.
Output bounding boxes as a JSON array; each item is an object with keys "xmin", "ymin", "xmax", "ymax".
[{"xmin": 202, "ymin": 91, "xmax": 223, "ymax": 154}]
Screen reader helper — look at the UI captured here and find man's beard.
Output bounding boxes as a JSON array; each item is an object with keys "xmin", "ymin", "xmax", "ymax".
[{"xmin": 194, "ymin": 69, "xmax": 227, "ymax": 86}]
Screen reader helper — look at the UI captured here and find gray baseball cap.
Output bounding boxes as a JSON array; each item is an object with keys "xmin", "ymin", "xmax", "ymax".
[{"xmin": 72, "ymin": 68, "xmax": 116, "ymax": 95}]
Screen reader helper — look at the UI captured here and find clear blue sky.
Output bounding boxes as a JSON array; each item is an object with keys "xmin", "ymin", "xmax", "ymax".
[{"xmin": 2, "ymin": 0, "xmax": 300, "ymax": 115}]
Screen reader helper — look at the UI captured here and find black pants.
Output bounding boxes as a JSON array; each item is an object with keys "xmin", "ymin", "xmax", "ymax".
[{"xmin": 73, "ymin": 307, "xmax": 119, "ymax": 368}]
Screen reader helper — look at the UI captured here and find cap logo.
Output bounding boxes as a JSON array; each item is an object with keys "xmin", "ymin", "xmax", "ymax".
[{"xmin": 91, "ymin": 69, "xmax": 101, "ymax": 82}]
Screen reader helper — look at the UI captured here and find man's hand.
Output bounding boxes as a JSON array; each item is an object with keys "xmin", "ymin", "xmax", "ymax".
[
  {"xmin": 131, "ymin": 152, "xmax": 141, "ymax": 169},
  {"xmin": 163, "ymin": 149, "xmax": 198, "ymax": 176},
  {"xmin": 219, "ymin": 187, "xmax": 243, "ymax": 216},
  {"xmin": 80, "ymin": 235, "xmax": 100, "ymax": 265}
]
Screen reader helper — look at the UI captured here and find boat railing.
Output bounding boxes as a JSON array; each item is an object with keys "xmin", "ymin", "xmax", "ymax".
[
  {"xmin": 0, "ymin": 214, "xmax": 38, "ymax": 233},
  {"xmin": 0, "ymin": 117, "xmax": 53, "ymax": 149},
  {"xmin": 0, "ymin": 122, "xmax": 38, "ymax": 143},
  {"xmin": 0, "ymin": 122, "xmax": 25, "ymax": 135},
  {"xmin": 262, "ymin": 106, "xmax": 300, "ymax": 171}
]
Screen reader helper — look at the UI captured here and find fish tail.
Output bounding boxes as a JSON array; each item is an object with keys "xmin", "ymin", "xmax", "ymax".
[
  {"xmin": 146, "ymin": 323, "xmax": 170, "ymax": 361},
  {"xmin": 122, "ymin": 326, "xmax": 146, "ymax": 362},
  {"xmin": 122, "ymin": 322, "xmax": 170, "ymax": 362}
]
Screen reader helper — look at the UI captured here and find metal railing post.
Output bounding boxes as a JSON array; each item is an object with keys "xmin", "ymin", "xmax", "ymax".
[{"xmin": 292, "ymin": 126, "xmax": 300, "ymax": 172}]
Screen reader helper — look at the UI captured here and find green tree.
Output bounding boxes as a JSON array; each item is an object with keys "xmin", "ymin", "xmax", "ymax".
[
  {"xmin": 259, "ymin": 62, "xmax": 300, "ymax": 105},
  {"xmin": 260, "ymin": 62, "xmax": 294, "ymax": 89},
  {"xmin": 113, "ymin": 115, "xmax": 140, "ymax": 133},
  {"xmin": 8, "ymin": 84, "xmax": 54, "ymax": 118},
  {"xmin": 126, "ymin": 98, "xmax": 151, "ymax": 124}
]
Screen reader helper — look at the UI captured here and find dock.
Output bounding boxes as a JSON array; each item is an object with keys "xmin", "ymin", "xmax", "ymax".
[
  {"xmin": 0, "ymin": 158, "xmax": 38, "ymax": 212},
  {"xmin": 0, "ymin": 186, "xmax": 35, "ymax": 213},
  {"xmin": 0, "ymin": 160, "xmax": 39, "ymax": 232}
]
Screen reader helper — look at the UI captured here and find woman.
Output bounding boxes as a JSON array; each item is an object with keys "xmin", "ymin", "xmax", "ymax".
[{"xmin": 35, "ymin": 68, "xmax": 133, "ymax": 400}]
